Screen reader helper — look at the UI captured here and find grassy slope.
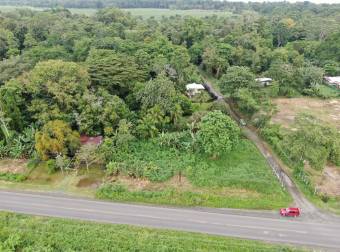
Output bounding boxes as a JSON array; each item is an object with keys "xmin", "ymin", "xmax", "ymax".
[
  {"xmin": 97, "ymin": 139, "xmax": 291, "ymax": 209},
  {"xmin": 0, "ymin": 212, "xmax": 306, "ymax": 252}
]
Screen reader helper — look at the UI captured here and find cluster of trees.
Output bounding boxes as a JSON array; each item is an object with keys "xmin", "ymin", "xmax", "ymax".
[
  {"xmin": 0, "ymin": 4, "xmax": 339, "ymax": 174},
  {"xmin": 261, "ymin": 114, "xmax": 340, "ymax": 172},
  {"xmin": 0, "ymin": 7, "xmax": 239, "ymax": 174}
]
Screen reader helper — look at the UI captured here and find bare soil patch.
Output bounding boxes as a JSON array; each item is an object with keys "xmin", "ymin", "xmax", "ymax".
[
  {"xmin": 272, "ymin": 97, "xmax": 340, "ymax": 129},
  {"xmin": 0, "ymin": 159, "xmax": 27, "ymax": 174},
  {"xmin": 317, "ymin": 165, "xmax": 340, "ymax": 197},
  {"xmin": 77, "ymin": 177, "xmax": 101, "ymax": 188}
]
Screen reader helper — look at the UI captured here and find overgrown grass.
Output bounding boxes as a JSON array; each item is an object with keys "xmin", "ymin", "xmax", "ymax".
[
  {"xmin": 98, "ymin": 139, "xmax": 291, "ymax": 209},
  {"xmin": 259, "ymin": 124, "xmax": 340, "ymax": 214},
  {"xmin": 317, "ymin": 85, "xmax": 340, "ymax": 98},
  {"xmin": 97, "ymin": 184, "xmax": 289, "ymax": 209},
  {"xmin": 0, "ymin": 172, "xmax": 26, "ymax": 182},
  {"xmin": 0, "ymin": 212, "xmax": 306, "ymax": 252}
]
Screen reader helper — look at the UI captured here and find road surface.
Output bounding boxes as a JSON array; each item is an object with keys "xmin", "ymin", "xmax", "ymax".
[{"xmin": 0, "ymin": 190, "xmax": 340, "ymax": 251}]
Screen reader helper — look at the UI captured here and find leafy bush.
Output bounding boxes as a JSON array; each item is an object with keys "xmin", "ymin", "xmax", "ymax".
[
  {"xmin": 260, "ymin": 124, "xmax": 282, "ymax": 147},
  {"xmin": 209, "ymin": 100, "xmax": 230, "ymax": 115},
  {"xmin": 35, "ymin": 120, "xmax": 80, "ymax": 160},
  {"xmin": 157, "ymin": 131, "xmax": 193, "ymax": 151},
  {"xmin": 282, "ymin": 114, "xmax": 340, "ymax": 170},
  {"xmin": 46, "ymin": 159, "xmax": 57, "ymax": 174},
  {"xmin": 196, "ymin": 111, "xmax": 240, "ymax": 158},
  {"xmin": 0, "ymin": 172, "xmax": 26, "ymax": 182},
  {"xmin": 252, "ymin": 114, "xmax": 270, "ymax": 129},
  {"xmin": 97, "ymin": 183, "xmax": 128, "ymax": 198},
  {"xmin": 0, "ymin": 140, "xmax": 7, "ymax": 159},
  {"xmin": 0, "ymin": 127, "xmax": 36, "ymax": 159},
  {"xmin": 235, "ymin": 88, "xmax": 259, "ymax": 115},
  {"xmin": 106, "ymin": 159, "xmax": 169, "ymax": 182}
]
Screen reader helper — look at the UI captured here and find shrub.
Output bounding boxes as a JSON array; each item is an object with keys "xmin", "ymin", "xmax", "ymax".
[
  {"xmin": 209, "ymin": 100, "xmax": 230, "ymax": 115},
  {"xmin": 235, "ymin": 88, "xmax": 259, "ymax": 115},
  {"xmin": 321, "ymin": 194, "xmax": 330, "ymax": 203},
  {"xmin": 157, "ymin": 131, "xmax": 193, "ymax": 151},
  {"xmin": 106, "ymin": 159, "xmax": 168, "ymax": 182},
  {"xmin": 260, "ymin": 124, "xmax": 282, "ymax": 146},
  {"xmin": 46, "ymin": 159, "xmax": 57, "ymax": 174},
  {"xmin": 35, "ymin": 120, "xmax": 80, "ymax": 160},
  {"xmin": 0, "ymin": 172, "xmax": 26, "ymax": 182},
  {"xmin": 97, "ymin": 183, "xmax": 128, "ymax": 199}
]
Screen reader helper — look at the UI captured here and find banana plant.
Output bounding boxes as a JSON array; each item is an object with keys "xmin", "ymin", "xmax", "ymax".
[{"xmin": 0, "ymin": 113, "xmax": 11, "ymax": 145}]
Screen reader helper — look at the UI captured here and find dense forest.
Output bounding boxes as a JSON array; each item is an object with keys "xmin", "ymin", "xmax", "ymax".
[{"xmin": 0, "ymin": 2, "xmax": 339, "ymax": 202}]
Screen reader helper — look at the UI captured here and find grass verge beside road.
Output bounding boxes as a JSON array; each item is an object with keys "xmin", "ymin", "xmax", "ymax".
[{"xmin": 0, "ymin": 212, "xmax": 306, "ymax": 252}]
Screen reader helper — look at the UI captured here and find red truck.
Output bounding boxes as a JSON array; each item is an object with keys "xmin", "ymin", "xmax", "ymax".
[{"xmin": 280, "ymin": 207, "xmax": 301, "ymax": 217}]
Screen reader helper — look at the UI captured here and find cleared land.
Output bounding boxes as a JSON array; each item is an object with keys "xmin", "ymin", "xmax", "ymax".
[
  {"xmin": 0, "ymin": 212, "xmax": 305, "ymax": 252},
  {"xmin": 272, "ymin": 97, "xmax": 340, "ymax": 130},
  {"xmin": 0, "ymin": 6, "xmax": 232, "ymax": 18}
]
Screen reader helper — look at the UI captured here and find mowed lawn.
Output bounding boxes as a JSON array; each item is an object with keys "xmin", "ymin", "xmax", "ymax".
[
  {"xmin": 97, "ymin": 139, "xmax": 291, "ymax": 209},
  {"xmin": 0, "ymin": 212, "xmax": 305, "ymax": 252},
  {"xmin": 0, "ymin": 6, "xmax": 232, "ymax": 18}
]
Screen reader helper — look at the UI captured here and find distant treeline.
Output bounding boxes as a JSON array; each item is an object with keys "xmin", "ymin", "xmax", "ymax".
[{"xmin": 1, "ymin": 0, "xmax": 340, "ymax": 13}]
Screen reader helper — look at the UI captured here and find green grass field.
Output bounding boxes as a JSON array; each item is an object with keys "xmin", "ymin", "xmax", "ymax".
[
  {"xmin": 0, "ymin": 212, "xmax": 306, "ymax": 252},
  {"xmin": 318, "ymin": 84, "xmax": 340, "ymax": 98},
  {"xmin": 0, "ymin": 5, "xmax": 232, "ymax": 18}
]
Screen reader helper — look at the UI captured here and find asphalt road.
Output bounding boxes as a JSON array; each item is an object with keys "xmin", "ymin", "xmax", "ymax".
[{"xmin": 1, "ymin": 190, "xmax": 340, "ymax": 251}]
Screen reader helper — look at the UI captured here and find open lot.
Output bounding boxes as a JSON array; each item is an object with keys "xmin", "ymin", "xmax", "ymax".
[{"xmin": 272, "ymin": 97, "xmax": 340, "ymax": 130}]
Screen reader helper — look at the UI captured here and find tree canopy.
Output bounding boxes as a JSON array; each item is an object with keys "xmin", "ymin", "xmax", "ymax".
[{"xmin": 196, "ymin": 111, "xmax": 240, "ymax": 158}]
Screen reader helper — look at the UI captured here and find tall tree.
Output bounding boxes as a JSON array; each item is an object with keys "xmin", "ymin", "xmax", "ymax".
[
  {"xmin": 219, "ymin": 66, "xmax": 256, "ymax": 96},
  {"xmin": 196, "ymin": 111, "xmax": 240, "ymax": 159},
  {"xmin": 35, "ymin": 120, "xmax": 80, "ymax": 161}
]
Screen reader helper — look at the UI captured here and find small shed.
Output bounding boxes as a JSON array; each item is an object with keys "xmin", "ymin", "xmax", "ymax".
[
  {"xmin": 324, "ymin": 76, "xmax": 340, "ymax": 89},
  {"xmin": 255, "ymin": 78, "xmax": 273, "ymax": 87},
  {"xmin": 186, "ymin": 83, "xmax": 205, "ymax": 97},
  {"xmin": 80, "ymin": 135, "xmax": 103, "ymax": 146}
]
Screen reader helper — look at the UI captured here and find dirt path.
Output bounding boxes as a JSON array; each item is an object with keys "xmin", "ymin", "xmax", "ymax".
[{"xmin": 203, "ymin": 80, "xmax": 335, "ymax": 222}]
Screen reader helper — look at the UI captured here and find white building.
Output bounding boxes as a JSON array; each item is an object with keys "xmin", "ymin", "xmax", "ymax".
[
  {"xmin": 186, "ymin": 83, "xmax": 205, "ymax": 97},
  {"xmin": 324, "ymin": 76, "xmax": 340, "ymax": 89},
  {"xmin": 255, "ymin": 77, "xmax": 273, "ymax": 87}
]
